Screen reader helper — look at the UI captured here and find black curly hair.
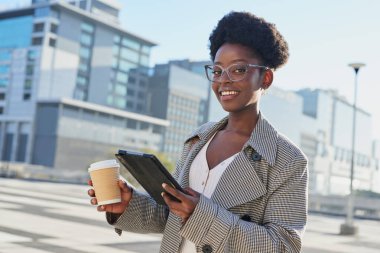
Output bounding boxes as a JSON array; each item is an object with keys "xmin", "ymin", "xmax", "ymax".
[{"xmin": 209, "ymin": 12, "xmax": 289, "ymax": 70}]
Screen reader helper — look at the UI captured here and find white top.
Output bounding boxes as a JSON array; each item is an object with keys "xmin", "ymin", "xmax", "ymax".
[{"xmin": 180, "ymin": 134, "xmax": 238, "ymax": 253}]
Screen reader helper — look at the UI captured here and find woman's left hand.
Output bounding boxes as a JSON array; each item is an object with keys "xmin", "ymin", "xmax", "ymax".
[{"xmin": 162, "ymin": 184, "xmax": 200, "ymax": 224}]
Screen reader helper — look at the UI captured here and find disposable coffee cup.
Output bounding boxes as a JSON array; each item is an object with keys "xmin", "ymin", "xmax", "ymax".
[{"xmin": 88, "ymin": 159, "xmax": 121, "ymax": 205}]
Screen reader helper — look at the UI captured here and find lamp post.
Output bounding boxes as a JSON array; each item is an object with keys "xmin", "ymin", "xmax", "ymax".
[{"xmin": 340, "ymin": 62, "xmax": 365, "ymax": 235}]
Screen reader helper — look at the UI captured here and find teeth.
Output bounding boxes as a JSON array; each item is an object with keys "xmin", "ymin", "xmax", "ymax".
[{"xmin": 221, "ymin": 91, "xmax": 238, "ymax": 96}]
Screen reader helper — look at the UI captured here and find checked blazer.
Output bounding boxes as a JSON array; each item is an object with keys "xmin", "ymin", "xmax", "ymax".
[{"xmin": 110, "ymin": 113, "xmax": 308, "ymax": 253}]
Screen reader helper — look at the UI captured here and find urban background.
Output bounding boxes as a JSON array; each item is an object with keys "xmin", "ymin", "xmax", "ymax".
[{"xmin": 0, "ymin": 0, "xmax": 379, "ymax": 253}]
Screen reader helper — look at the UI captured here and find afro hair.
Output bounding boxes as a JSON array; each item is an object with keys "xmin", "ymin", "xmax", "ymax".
[{"xmin": 209, "ymin": 12, "xmax": 289, "ymax": 70}]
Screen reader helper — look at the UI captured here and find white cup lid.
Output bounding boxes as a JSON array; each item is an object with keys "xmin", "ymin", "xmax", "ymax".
[{"xmin": 88, "ymin": 159, "xmax": 120, "ymax": 172}]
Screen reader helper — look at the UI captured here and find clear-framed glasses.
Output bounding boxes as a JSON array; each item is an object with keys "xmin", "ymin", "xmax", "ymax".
[{"xmin": 204, "ymin": 63, "xmax": 269, "ymax": 82}]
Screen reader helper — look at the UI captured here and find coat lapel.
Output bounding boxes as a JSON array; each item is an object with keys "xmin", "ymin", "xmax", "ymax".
[{"xmin": 211, "ymin": 150, "xmax": 267, "ymax": 209}]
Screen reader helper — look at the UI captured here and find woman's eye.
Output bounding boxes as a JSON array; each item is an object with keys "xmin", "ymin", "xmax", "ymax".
[
  {"xmin": 233, "ymin": 68, "xmax": 247, "ymax": 74},
  {"xmin": 212, "ymin": 70, "xmax": 222, "ymax": 76}
]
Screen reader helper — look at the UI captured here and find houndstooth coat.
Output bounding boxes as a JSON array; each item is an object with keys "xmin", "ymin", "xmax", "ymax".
[{"xmin": 109, "ymin": 114, "xmax": 308, "ymax": 253}]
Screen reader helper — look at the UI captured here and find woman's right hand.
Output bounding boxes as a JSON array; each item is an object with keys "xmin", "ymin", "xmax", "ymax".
[{"xmin": 88, "ymin": 179, "xmax": 133, "ymax": 214}]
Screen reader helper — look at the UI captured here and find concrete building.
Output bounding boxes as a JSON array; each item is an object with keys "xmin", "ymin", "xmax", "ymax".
[
  {"xmin": 0, "ymin": 0, "xmax": 167, "ymax": 168},
  {"xmin": 149, "ymin": 61, "xmax": 210, "ymax": 162}
]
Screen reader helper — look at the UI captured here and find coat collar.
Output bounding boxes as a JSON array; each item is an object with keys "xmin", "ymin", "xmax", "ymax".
[{"xmin": 184, "ymin": 113, "xmax": 278, "ymax": 166}]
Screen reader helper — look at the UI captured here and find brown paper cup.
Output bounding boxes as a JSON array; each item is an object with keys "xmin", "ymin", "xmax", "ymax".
[{"xmin": 88, "ymin": 159, "xmax": 121, "ymax": 205}]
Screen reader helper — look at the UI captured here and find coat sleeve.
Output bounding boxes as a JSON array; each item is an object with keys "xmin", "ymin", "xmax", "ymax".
[
  {"xmin": 110, "ymin": 189, "xmax": 169, "ymax": 234},
  {"xmin": 179, "ymin": 153, "xmax": 308, "ymax": 253}
]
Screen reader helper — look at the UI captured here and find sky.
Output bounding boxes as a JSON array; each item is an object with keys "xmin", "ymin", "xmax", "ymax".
[{"xmin": 1, "ymin": 0, "xmax": 380, "ymax": 139}]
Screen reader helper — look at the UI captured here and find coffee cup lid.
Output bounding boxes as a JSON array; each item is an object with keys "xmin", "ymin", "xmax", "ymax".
[{"xmin": 88, "ymin": 159, "xmax": 120, "ymax": 172}]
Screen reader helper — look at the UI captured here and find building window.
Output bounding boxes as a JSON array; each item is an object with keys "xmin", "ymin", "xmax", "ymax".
[
  {"xmin": 122, "ymin": 37, "xmax": 140, "ymax": 51},
  {"xmin": 27, "ymin": 50, "xmax": 39, "ymax": 61},
  {"xmin": 81, "ymin": 22, "xmax": 94, "ymax": 34},
  {"xmin": 0, "ymin": 93, "xmax": 5, "ymax": 100},
  {"xmin": 115, "ymin": 84, "xmax": 127, "ymax": 96},
  {"xmin": 26, "ymin": 65, "xmax": 34, "ymax": 75},
  {"xmin": 77, "ymin": 76, "xmax": 87, "ymax": 86},
  {"xmin": 120, "ymin": 47, "xmax": 139, "ymax": 62},
  {"xmin": 49, "ymin": 38, "xmax": 56, "ymax": 47},
  {"xmin": 0, "ymin": 107, "xmax": 3, "ymax": 114},
  {"xmin": 80, "ymin": 33, "xmax": 92, "ymax": 46},
  {"xmin": 141, "ymin": 45, "xmax": 151, "ymax": 55},
  {"xmin": 33, "ymin": 23, "xmax": 44, "ymax": 32},
  {"xmin": 0, "ymin": 79, "xmax": 9, "ymax": 87},
  {"xmin": 24, "ymin": 79, "xmax": 32, "ymax": 89},
  {"xmin": 114, "ymin": 35, "xmax": 121, "ymax": 44},
  {"xmin": 50, "ymin": 23, "xmax": 58, "ymax": 33},
  {"xmin": 79, "ymin": 47, "xmax": 91, "ymax": 58},
  {"xmin": 0, "ymin": 65, "xmax": 9, "ymax": 74},
  {"xmin": 0, "ymin": 50, "xmax": 11, "ymax": 61},
  {"xmin": 23, "ymin": 93, "xmax": 31, "ymax": 100},
  {"xmin": 32, "ymin": 37, "xmax": 43, "ymax": 45}
]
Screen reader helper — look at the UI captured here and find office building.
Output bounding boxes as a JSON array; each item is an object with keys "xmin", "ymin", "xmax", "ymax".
[
  {"xmin": 149, "ymin": 61, "xmax": 210, "ymax": 162},
  {"xmin": 0, "ymin": 0, "xmax": 168, "ymax": 168}
]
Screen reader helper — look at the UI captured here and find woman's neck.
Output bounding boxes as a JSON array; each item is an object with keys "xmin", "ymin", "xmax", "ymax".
[{"xmin": 225, "ymin": 107, "xmax": 260, "ymax": 137}]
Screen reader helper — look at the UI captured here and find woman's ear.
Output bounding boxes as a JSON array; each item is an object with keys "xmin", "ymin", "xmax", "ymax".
[{"xmin": 262, "ymin": 69, "xmax": 273, "ymax": 90}]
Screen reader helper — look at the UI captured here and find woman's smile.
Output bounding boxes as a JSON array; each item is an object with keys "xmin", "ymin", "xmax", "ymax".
[{"xmin": 219, "ymin": 90, "xmax": 240, "ymax": 101}]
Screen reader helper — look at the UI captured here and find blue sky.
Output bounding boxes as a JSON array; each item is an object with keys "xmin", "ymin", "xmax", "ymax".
[{"xmin": 1, "ymin": 0, "xmax": 380, "ymax": 139}]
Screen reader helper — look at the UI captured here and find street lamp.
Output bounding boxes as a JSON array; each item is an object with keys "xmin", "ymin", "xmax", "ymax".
[{"xmin": 340, "ymin": 62, "xmax": 365, "ymax": 235}]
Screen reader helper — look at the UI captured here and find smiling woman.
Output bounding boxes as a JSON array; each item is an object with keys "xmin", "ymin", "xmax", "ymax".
[{"xmin": 89, "ymin": 11, "xmax": 308, "ymax": 253}]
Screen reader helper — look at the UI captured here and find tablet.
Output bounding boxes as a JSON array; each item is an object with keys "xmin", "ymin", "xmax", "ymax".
[{"xmin": 115, "ymin": 149, "xmax": 184, "ymax": 205}]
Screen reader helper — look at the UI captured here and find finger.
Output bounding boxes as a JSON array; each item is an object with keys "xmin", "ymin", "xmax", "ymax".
[
  {"xmin": 97, "ymin": 205, "xmax": 106, "ymax": 212},
  {"xmin": 90, "ymin": 198, "xmax": 98, "ymax": 205},
  {"xmin": 162, "ymin": 183, "xmax": 185, "ymax": 202},
  {"xmin": 88, "ymin": 180, "xmax": 93, "ymax": 186},
  {"xmin": 184, "ymin": 187, "xmax": 198, "ymax": 197},
  {"xmin": 88, "ymin": 189, "xmax": 95, "ymax": 197},
  {"xmin": 161, "ymin": 192, "xmax": 183, "ymax": 210}
]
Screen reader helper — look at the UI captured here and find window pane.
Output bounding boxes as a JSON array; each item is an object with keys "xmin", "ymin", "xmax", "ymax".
[
  {"xmin": 50, "ymin": 23, "xmax": 58, "ymax": 33},
  {"xmin": 80, "ymin": 33, "xmax": 92, "ymax": 45},
  {"xmin": 140, "ymin": 54, "xmax": 149, "ymax": 67},
  {"xmin": 0, "ymin": 65, "xmax": 9, "ymax": 74},
  {"xmin": 0, "ymin": 16, "xmax": 33, "ymax": 48},
  {"xmin": 0, "ymin": 50, "xmax": 12, "ymax": 61},
  {"xmin": 116, "ymin": 72, "xmax": 128, "ymax": 83},
  {"xmin": 33, "ymin": 23, "xmax": 44, "ymax": 32},
  {"xmin": 0, "ymin": 79, "xmax": 9, "ymax": 87},
  {"xmin": 119, "ymin": 59, "xmax": 137, "ymax": 72},
  {"xmin": 77, "ymin": 76, "xmax": 87, "ymax": 86},
  {"xmin": 49, "ymin": 38, "xmax": 56, "ymax": 47},
  {"xmin": 32, "ymin": 37, "xmax": 43, "ymax": 45},
  {"xmin": 141, "ymin": 45, "xmax": 151, "ymax": 54},
  {"xmin": 81, "ymin": 22, "xmax": 94, "ymax": 33},
  {"xmin": 120, "ymin": 47, "xmax": 139, "ymax": 62},
  {"xmin": 115, "ymin": 84, "xmax": 127, "ymax": 96},
  {"xmin": 122, "ymin": 37, "xmax": 140, "ymax": 50},
  {"xmin": 79, "ymin": 47, "xmax": 91, "ymax": 58},
  {"xmin": 114, "ymin": 97, "xmax": 125, "ymax": 108},
  {"xmin": 114, "ymin": 35, "xmax": 121, "ymax": 44}
]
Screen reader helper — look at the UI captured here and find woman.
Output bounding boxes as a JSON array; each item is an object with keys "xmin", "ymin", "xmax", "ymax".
[{"xmin": 88, "ymin": 11, "xmax": 308, "ymax": 253}]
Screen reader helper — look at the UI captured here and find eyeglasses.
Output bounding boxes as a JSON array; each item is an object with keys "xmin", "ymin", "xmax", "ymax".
[{"xmin": 204, "ymin": 63, "xmax": 269, "ymax": 82}]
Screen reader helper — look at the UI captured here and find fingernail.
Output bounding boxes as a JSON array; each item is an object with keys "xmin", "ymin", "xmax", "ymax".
[
  {"xmin": 161, "ymin": 192, "xmax": 164, "ymax": 197},
  {"xmin": 100, "ymin": 205, "xmax": 105, "ymax": 210},
  {"xmin": 162, "ymin": 183, "xmax": 166, "ymax": 188}
]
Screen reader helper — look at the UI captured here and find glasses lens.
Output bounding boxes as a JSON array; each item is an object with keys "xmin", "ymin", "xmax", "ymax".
[
  {"xmin": 205, "ymin": 65, "xmax": 223, "ymax": 81},
  {"xmin": 228, "ymin": 64, "xmax": 248, "ymax": 82}
]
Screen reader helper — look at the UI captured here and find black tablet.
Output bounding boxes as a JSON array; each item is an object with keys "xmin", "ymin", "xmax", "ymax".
[{"xmin": 115, "ymin": 149, "xmax": 184, "ymax": 205}]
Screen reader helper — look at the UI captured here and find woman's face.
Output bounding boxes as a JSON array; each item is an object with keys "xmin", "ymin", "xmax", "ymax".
[{"xmin": 211, "ymin": 43, "xmax": 271, "ymax": 114}]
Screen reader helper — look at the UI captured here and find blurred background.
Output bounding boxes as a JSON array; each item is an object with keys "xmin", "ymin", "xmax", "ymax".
[{"xmin": 0, "ymin": 0, "xmax": 379, "ymax": 252}]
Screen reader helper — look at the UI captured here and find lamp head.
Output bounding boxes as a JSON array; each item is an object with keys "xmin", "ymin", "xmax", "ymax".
[{"xmin": 348, "ymin": 63, "xmax": 366, "ymax": 73}]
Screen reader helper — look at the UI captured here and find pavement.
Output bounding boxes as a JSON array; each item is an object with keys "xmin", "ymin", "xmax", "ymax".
[{"xmin": 0, "ymin": 178, "xmax": 379, "ymax": 253}]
